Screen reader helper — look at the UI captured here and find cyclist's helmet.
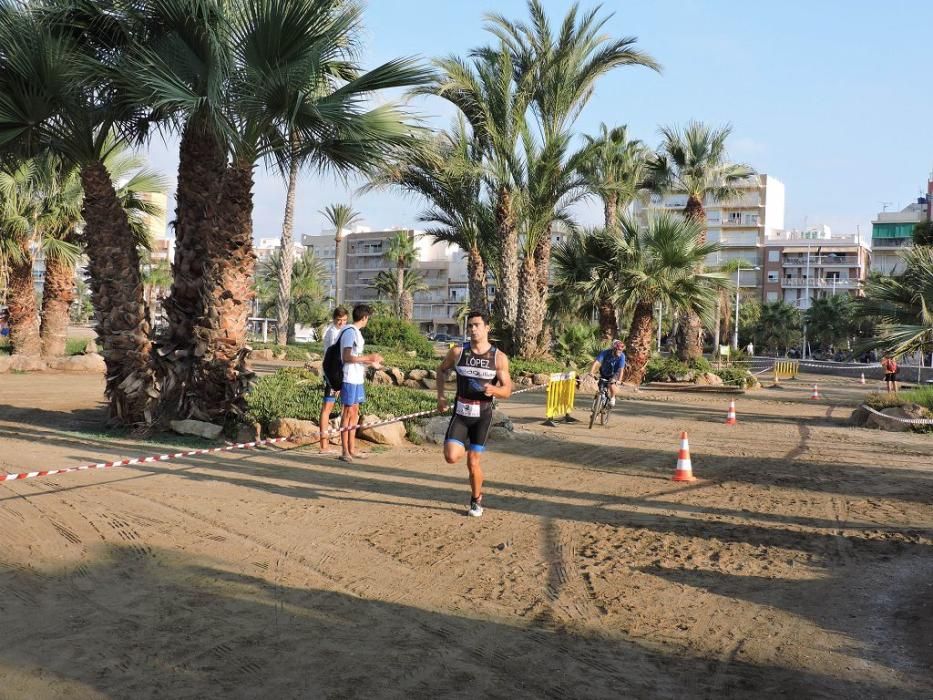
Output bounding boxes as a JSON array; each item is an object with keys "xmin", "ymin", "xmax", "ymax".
[{"xmin": 612, "ymin": 339, "xmax": 625, "ymax": 351}]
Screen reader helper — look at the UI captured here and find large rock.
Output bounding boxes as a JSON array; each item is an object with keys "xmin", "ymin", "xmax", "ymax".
[
  {"xmin": 674, "ymin": 371, "xmax": 696, "ymax": 382},
  {"xmin": 235, "ymin": 423, "xmax": 262, "ymax": 443},
  {"xmin": 170, "ymin": 419, "xmax": 223, "ymax": 440},
  {"xmin": 8, "ymin": 356, "xmax": 46, "ymax": 372},
  {"xmin": 358, "ymin": 415, "xmax": 407, "ymax": 446},
  {"xmin": 64, "ymin": 353, "xmax": 106, "ymax": 372},
  {"xmin": 849, "ymin": 406, "xmax": 871, "ymax": 427},
  {"xmin": 422, "ymin": 377, "xmax": 437, "ymax": 390},
  {"xmin": 533, "ymin": 373, "xmax": 551, "ymax": 386},
  {"xmin": 422, "ymin": 416, "xmax": 450, "ymax": 444},
  {"xmin": 388, "ymin": 367, "xmax": 405, "ymax": 385},
  {"xmin": 865, "ymin": 404, "xmax": 931, "ymax": 432},
  {"xmin": 84, "ymin": 338, "xmax": 99, "ymax": 354},
  {"xmin": 371, "ymin": 369, "xmax": 393, "ymax": 386},
  {"xmin": 268, "ymin": 417, "xmax": 320, "ymax": 440},
  {"xmin": 491, "ymin": 409, "xmax": 513, "ymax": 430},
  {"xmin": 304, "ymin": 360, "xmax": 323, "ymax": 377},
  {"xmin": 251, "ymin": 348, "xmax": 274, "ymax": 361},
  {"xmin": 408, "ymin": 368, "xmax": 428, "ymax": 381},
  {"xmin": 427, "ymin": 369, "xmax": 437, "ymax": 379},
  {"xmin": 699, "ymin": 372, "xmax": 724, "ymax": 386},
  {"xmin": 403, "ymin": 379, "xmax": 423, "ymax": 390}
]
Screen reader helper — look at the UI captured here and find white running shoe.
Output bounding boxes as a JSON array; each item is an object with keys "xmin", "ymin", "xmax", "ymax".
[{"xmin": 468, "ymin": 497, "xmax": 484, "ymax": 517}]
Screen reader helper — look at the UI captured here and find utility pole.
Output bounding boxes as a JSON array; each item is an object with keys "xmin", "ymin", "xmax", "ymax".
[{"xmin": 802, "ymin": 243, "xmax": 811, "ymax": 359}]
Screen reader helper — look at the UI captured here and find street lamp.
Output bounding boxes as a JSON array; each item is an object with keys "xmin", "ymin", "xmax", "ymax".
[{"xmin": 734, "ymin": 264, "xmax": 761, "ymax": 351}]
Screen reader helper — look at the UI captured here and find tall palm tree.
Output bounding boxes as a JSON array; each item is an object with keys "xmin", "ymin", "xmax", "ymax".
[
  {"xmin": 647, "ymin": 121, "xmax": 756, "ymax": 359},
  {"xmin": 384, "ymin": 232, "xmax": 419, "ymax": 320},
  {"xmin": 859, "ymin": 246, "xmax": 933, "ymax": 357},
  {"xmin": 0, "ymin": 3, "xmax": 159, "ymax": 424},
  {"xmin": 320, "ymin": 203, "xmax": 362, "ymax": 306},
  {"xmin": 580, "ymin": 124, "xmax": 649, "ymax": 230},
  {"xmin": 363, "ymin": 118, "xmax": 493, "ymax": 314},
  {"xmin": 0, "ymin": 160, "xmax": 40, "ymax": 358},
  {"xmin": 371, "ymin": 267, "xmax": 427, "ymax": 320},
  {"xmin": 613, "ymin": 214, "xmax": 727, "ymax": 383}
]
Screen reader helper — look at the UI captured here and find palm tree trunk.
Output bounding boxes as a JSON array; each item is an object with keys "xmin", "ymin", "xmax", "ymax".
[
  {"xmin": 396, "ymin": 263, "xmax": 405, "ymax": 318},
  {"xmin": 188, "ymin": 161, "xmax": 257, "ymax": 421},
  {"xmin": 514, "ymin": 254, "xmax": 542, "ymax": 358},
  {"xmin": 711, "ymin": 296, "xmax": 721, "ymax": 359},
  {"xmin": 159, "ymin": 119, "xmax": 227, "ymax": 417},
  {"xmin": 597, "ymin": 299, "xmax": 617, "ymax": 342},
  {"xmin": 678, "ymin": 196, "xmax": 708, "ymax": 360},
  {"xmin": 7, "ymin": 244, "xmax": 41, "ymax": 357},
  {"xmin": 402, "ymin": 291, "xmax": 413, "ymax": 321},
  {"xmin": 40, "ymin": 254, "xmax": 75, "ymax": 358},
  {"xmin": 623, "ymin": 300, "xmax": 654, "ymax": 384},
  {"xmin": 334, "ymin": 234, "xmax": 343, "ymax": 305},
  {"xmin": 534, "ymin": 227, "xmax": 552, "ymax": 354},
  {"xmin": 80, "ymin": 160, "xmax": 158, "ymax": 426},
  {"xmin": 467, "ymin": 244, "xmax": 487, "ymax": 312},
  {"xmin": 275, "ymin": 136, "xmax": 300, "ymax": 346},
  {"xmin": 494, "ymin": 188, "xmax": 518, "ymax": 334},
  {"xmin": 604, "ymin": 192, "xmax": 618, "ymax": 230}
]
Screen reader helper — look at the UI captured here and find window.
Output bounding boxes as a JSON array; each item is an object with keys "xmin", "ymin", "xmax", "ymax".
[
  {"xmin": 768, "ymin": 250, "xmax": 779, "ymax": 262},
  {"xmin": 767, "ymin": 291, "xmax": 778, "ymax": 302},
  {"xmin": 767, "ymin": 271, "xmax": 779, "ymax": 282}
]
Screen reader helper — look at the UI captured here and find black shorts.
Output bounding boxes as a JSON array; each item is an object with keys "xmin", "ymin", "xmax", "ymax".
[
  {"xmin": 884, "ymin": 372, "xmax": 897, "ymax": 382},
  {"xmin": 322, "ymin": 375, "xmax": 339, "ymax": 403},
  {"xmin": 445, "ymin": 398, "xmax": 494, "ymax": 452}
]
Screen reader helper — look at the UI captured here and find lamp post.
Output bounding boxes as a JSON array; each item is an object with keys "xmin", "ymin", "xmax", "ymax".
[{"xmin": 733, "ymin": 264, "xmax": 761, "ymax": 351}]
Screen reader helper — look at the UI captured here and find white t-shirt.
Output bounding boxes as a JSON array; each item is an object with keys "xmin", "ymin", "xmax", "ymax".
[
  {"xmin": 340, "ymin": 325, "xmax": 366, "ymax": 385},
  {"xmin": 322, "ymin": 324, "xmax": 342, "ymax": 351}
]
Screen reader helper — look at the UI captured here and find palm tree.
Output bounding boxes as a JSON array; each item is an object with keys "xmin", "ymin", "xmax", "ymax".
[
  {"xmin": 0, "ymin": 4, "xmax": 159, "ymax": 424},
  {"xmin": 550, "ymin": 228, "xmax": 620, "ymax": 341},
  {"xmin": 126, "ymin": 0, "xmax": 430, "ymax": 420},
  {"xmin": 753, "ymin": 301, "xmax": 802, "ymax": 355},
  {"xmin": 320, "ymin": 203, "xmax": 362, "ymax": 306},
  {"xmin": 384, "ymin": 232, "xmax": 419, "ymax": 320},
  {"xmin": 0, "ymin": 160, "xmax": 40, "ymax": 358},
  {"xmin": 805, "ymin": 294, "xmax": 856, "ymax": 352},
  {"xmin": 371, "ymin": 268, "xmax": 428, "ymax": 320},
  {"xmin": 364, "ymin": 118, "xmax": 493, "ymax": 314},
  {"xmin": 859, "ymin": 246, "xmax": 933, "ymax": 357},
  {"xmin": 256, "ymin": 248, "xmax": 329, "ymax": 341},
  {"xmin": 613, "ymin": 214, "xmax": 727, "ymax": 383},
  {"xmin": 647, "ymin": 121, "xmax": 756, "ymax": 360},
  {"xmin": 580, "ymin": 124, "xmax": 649, "ymax": 230}
]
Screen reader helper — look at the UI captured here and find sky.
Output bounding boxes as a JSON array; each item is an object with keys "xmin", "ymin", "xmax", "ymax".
[{"xmin": 142, "ymin": 0, "xmax": 933, "ymax": 242}]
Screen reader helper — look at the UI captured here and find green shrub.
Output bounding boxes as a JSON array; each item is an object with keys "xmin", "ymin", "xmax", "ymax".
[
  {"xmin": 510, "ymin": 357, "xmax": 566, "ymax": 377},
  {"xmin": 250, "ymin": 342, "xmax": 318, "ymax": 361},
  {"xmin": 867, "ymin": 387, "xmax": 933, "ymax": 412},
  {"xmin": 244, "ymin": 368, "xmax": 436, "ymax": 428},
  {"xmin": 644, "ymin": 356, "xmax": 692, "ymax": 382},
  {"xmin": 711, "ymin": 367, "xmax": 751, "ymax": 387},
  {"xmin": 361, "ymin": 317, "xmax": 434, "ymax": 358},
  {"xmin": 901, "ymin": 386, "xmax": 933, "ymax": 411},
  {"xmin": 66, "ymin": 338, "xmax": 88, "ymax": 356}
]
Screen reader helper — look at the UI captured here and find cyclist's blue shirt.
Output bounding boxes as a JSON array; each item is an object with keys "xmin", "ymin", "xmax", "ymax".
[{"xmin": 596, "ymin": 349, "xmax": 625, "ymax": 379}]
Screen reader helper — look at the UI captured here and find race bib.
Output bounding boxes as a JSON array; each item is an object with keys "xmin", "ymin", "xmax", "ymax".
[{"xmin": 456, "ymin": 401, "xmax": 481, "ymax": 418}]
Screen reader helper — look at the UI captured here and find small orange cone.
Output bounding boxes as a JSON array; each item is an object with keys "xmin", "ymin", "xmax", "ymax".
[
  {"xmin": 725, "ymin": 400, "xmax": 737, "ymax": 425},
  {"xmin": 859, "ymin": 373, "xmax": 866, "ymax": 385},
  {"xmin": 810, "ymin": 384, "xmax": 821, "ymax": 399},
  {"xmin": 672, "ymin": 431, "xmax": 696, "ymax": 482}
]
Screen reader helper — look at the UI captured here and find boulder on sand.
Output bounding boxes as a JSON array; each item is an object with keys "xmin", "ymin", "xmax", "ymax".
[
  {"xmin": 170, "ymin": 419, "xmax": 223, "ymax": 440},
  {"xmin": 268, "ymin": 417, "xmax": 320, "ymax": 440},
  {"xmin": 358, "ymin": 414, "xmax": 407, "ymax": 446}
]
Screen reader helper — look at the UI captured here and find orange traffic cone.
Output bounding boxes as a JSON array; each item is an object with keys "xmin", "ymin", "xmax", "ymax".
[
  {"xmin": 859, "ymin": 373, "xmax": 866, "ymax": 385},
  {"xmin": 725, "ymin": 400, "xmax": 737, "ymax": 425},
  {"xmin": 810, "ymin": 384, "xmax": 821, "ymax": 399},
  {"xmin": 672, "ymin": 431, "xmax": 696, "ymax": 482}
]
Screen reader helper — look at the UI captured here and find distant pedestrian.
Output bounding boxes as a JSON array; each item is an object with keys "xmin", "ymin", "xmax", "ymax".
[
  {"xmin": 318, "ymin": 307, "xmax": 349, "ymax": 454},
  {"xmin": 881, "ymin": 354, "xmax": 898, "ymax": 394},
  {"xmin": 745, "ymin": 342, "xmax": 754, "ymax": 357},
  {"xmin": 338, "ymin": 305, "xmax": 383, "ymax": 463}
]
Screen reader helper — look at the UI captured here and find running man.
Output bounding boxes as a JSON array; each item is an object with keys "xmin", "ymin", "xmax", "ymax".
[
  {"xmin": 436, "ymin": 311, "xmax": 512, "ymax": 517},
  {"xmin": 318, "ymin": 306, "xmax": 349, "ymax": 453},
  {"xmin": 590, "ymin": 339, "xmax": 626, "ymax": 407},
  {"xmin": 339, "ymin": 304, "xmax": 383, "ymax": 463}
]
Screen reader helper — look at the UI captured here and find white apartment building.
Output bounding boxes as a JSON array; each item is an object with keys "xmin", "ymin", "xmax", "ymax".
[
  {"xmin": 635, "ymin": 174, "xmax": 785, "ymax": 296},
  {"xmin": 870, "ymin": 176, "xmax": 931, "ymax": 276},
  {"xmin": 254, "ymin": 237, "xmax": 305, "ymax": 263}
]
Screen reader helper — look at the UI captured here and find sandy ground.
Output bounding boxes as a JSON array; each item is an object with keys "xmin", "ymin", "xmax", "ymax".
[{"xmin": 0, "ymin": 371, "xmax": 931, "ymax": 699}]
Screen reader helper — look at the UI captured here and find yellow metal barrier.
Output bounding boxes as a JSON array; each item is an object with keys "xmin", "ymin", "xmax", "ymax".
[
  {"xmin": 544, "ymin": 371, "xmax": 577, "ymax": 426},
  {"xmin": 772, "ymin": 359, "xmax": 799, "ymax": 383}
]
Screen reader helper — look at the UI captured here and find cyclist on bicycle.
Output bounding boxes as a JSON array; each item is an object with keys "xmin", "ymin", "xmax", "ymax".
[{"xmin": 590, "ymin": 339, "xmax": 626, "ymax": 407}]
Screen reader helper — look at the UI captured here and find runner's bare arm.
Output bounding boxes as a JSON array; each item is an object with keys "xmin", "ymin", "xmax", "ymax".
[
  {"xmin": 484, "ymin": 352, "xmax": 513, "ymax": 399},
  {"xmin": 435, "ymin": 346, "xmax": 462, "ymax": 412}
]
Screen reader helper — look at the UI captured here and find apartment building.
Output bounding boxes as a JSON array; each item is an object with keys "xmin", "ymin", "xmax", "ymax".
[
  {"xmin": 300, "ymin": 232, "xmax": 338, "ymax": 301},
  {"xmin": 762, "ymin": 227, "xmax": 870, "ymax": 310},
  {"xmin": 635, "ymin": 174, "xmax": 785, "ymax": 297},
  {"xmin": 870, "ymin": 176, "xmax": 932, "ymax": 275}
]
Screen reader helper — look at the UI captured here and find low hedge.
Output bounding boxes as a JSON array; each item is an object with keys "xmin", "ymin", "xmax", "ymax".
[
  {"xmin": 865, "ymin": 387, "xmax": 933, "ymax": 412},
  {"xmin": 244, "ymin": 368, "xmax": 437, "ymax": 428}
]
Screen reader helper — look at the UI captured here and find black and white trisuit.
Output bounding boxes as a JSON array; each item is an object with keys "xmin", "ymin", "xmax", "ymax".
[{"xmin": 445, "ymin": 342, "xmax": 500, "ymax": 452}]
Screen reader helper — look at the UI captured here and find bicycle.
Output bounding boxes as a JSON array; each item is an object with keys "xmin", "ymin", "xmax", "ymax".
[{"xmin": 588, "ymin": 377, "xmax": 614, "ymax": 429}]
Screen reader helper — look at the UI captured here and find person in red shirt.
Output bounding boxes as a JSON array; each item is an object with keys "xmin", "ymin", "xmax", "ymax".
[{"xmin": 881, "ymin": 355, "xmax": 898, "ymax": 394}]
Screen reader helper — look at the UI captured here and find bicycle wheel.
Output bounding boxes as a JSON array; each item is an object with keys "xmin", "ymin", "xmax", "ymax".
[
  {"xmin": 589, "ymin": 392, "xmax": 600, "ymax": 429},
  {"xmin": 600, "ymin": 393, "xmax": 611, "ymax": 426}
]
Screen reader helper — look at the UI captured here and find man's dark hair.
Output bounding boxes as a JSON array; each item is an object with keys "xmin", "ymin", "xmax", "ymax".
[
  {"xmin": 466, "ymin": 310, "xmax": 489, "ymax": 325},
  {"xmin": 352, "ymin": 304, "xmax": 372, "ymax": 322},
  {"xmin": 333, "ymin": 306, "xmax": 349, "ymax": 320}
]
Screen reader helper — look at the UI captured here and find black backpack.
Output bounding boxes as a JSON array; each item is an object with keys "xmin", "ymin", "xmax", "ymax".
[{"xmin": 323, "ymin": 327, "xmax": 353, "ymax": 391}]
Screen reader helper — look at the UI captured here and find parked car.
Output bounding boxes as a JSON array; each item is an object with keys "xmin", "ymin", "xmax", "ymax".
[{"xmin": 433, "ymin": 333, "xmax": 450, "ymax": 343}]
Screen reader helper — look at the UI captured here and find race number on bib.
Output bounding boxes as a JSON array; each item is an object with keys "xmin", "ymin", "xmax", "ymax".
[{"xmin": 456, "ymin": 401, "xmax": 481, "ymax": 418}]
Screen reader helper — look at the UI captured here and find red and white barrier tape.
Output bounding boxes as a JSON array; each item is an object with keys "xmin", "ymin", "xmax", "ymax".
[{"xmin": 1, "ymin": 382, "xmax": 549, "ymax": 484}]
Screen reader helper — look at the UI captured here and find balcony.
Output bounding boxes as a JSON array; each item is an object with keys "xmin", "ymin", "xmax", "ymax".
[
  {"xmin": 871, "ymin": 237, "xmax": 914, "ymax": 249},
  {"xmin": 722, "ymin": 217, "xmax": 760, "ymax": 227},
  {"xmin": 782, "ymin": 255, "xmax": 859, "ymax": 266},
  {"xmin": 781, "ymin": 277, "xmax": 859, "ymax": 289}
]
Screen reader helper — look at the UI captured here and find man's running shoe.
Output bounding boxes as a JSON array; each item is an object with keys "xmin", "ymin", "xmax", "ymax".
[{"xmin": 468, "ymin": 496, "xmax": 484, "ymax": 517}]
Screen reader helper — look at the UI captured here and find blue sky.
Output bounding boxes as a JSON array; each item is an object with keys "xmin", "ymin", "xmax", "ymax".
[{"xmin": 144, "ymin": 0, "xmax": 933, "ymax": 241}]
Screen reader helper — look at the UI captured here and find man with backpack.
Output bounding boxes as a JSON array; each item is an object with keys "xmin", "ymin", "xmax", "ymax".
[
  {"xmin": 318, "ymin": 306, "xmax": 349, "ymax": 454},
  {"xmin": 322, "ymin": 304, "xmax": 383, "ymax": 463}
]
